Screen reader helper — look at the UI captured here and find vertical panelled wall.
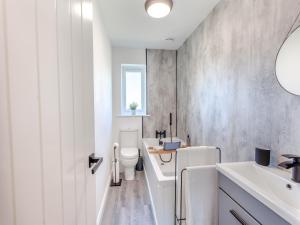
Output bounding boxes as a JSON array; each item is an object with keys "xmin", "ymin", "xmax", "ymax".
[
  {"xmin": 0, "ymin": 0, "xmax": 96, "ymax": 225},
  {"xmin": 93, "ymin": 0, "xmax": 113, "ymax": 221},
  {"xmin": 177, "ymin": 0, "xmax": 300, "ymax": 163},
  {"xmin": 143, "ymin": 50, "xmax": 177, "ymax": 138}
]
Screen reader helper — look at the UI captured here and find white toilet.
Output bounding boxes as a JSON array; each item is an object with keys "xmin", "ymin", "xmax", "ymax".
[{"xmin": 119, "ymin": 130, "xmax": 139, "ymax": 180}]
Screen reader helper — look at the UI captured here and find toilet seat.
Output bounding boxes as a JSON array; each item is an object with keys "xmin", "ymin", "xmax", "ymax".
[{"xmin": 121, "ymin": 147, "xmax": 138, "ymax": 159}]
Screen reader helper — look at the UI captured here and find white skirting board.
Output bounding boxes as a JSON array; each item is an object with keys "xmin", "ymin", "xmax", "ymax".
[
  {"xmin": 97, "ymin": 173, "xmax": 112, "ymax": 225},
  {"xmin": 144, "ymin": 168, "xmax": 159, "ymax": 225}
]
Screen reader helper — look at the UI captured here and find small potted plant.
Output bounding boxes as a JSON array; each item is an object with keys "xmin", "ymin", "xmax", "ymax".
[{"xmin": 129, "ymin": 102, "xmax": 138, "ymax": 115}]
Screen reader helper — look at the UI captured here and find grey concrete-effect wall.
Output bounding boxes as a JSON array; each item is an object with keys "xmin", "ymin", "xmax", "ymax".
[
  {"xmin": 177, "ymin": 0, "xmax": 300, "ymax": 163},
  {"xmin": 143, "ymin": 49, "xmax": 177, "ymax": 138}
]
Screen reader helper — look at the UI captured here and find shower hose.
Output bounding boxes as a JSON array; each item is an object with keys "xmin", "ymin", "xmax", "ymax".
[{"xmin": 159, "ymin": 153, "xmax": 173, "ymax": 163}]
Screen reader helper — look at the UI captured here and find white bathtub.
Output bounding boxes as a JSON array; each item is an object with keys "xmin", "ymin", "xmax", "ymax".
[{"xmin": 142, "ymin": 138, "xmax": 182, "ymax": 225}]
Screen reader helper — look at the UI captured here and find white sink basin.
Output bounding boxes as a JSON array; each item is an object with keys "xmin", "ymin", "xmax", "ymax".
[{"xmin": 217, "ymin": 162, "xmax": 300, "ymax": 225}]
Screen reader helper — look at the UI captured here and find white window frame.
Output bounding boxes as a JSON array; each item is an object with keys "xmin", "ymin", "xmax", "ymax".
[{"xmin": 121, "ymin": 64, "xmax": 147, "ymax": 116}]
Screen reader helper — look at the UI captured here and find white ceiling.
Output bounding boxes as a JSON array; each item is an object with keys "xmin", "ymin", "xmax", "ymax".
[{"xmin": 98, "ymin": 0, "xmax": 220, "ymax": 50}]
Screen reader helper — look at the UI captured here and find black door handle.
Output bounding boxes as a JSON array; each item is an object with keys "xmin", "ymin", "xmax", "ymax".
[
  {"xmin": 229, "ymin": 209, "xmax": 248, "ymax": 225},
  {"xmin": 89, "ymin": 153, "xmax": 103, "ymax": 175}
]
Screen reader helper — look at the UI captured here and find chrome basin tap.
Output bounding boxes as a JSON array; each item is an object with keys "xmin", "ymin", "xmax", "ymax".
[{"xmin": 278, "ymin": 154, "xmax": 300, "ymax": 183}]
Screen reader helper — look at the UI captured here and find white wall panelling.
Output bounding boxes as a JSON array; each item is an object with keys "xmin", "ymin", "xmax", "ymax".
[
  {"xmin": 71, "ymin": 0, "xmax": 89, "ymax": 223},
  {"xmin": 0, "ymin": 0, "xmax": 15, "ymax": 224},
  {"xmin": 93, "ymin": 0, "xmax": 113, "ymax": 216},
  {"xmin": 57, "ymin": 0, "xmax": 77, "ymax": 224},
  {"xmin": 0, "ymin": 0, "xmax": 111, "ymax": 224},
  {"xmin": 36, "ymin": 0, "xmax": 64, "ymax": 224},
  {"xmin": 5, "ymin": 0, "xmax": 45, "ymax": 224},
  {"xmin": 82, "ymin": 1, "xmax": 97, "ymax": 225}
]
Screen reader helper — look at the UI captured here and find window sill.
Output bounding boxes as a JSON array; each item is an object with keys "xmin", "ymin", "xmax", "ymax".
[{"xmin": 116, "ymin": 114, "xmax": 150, "ymax": 118}]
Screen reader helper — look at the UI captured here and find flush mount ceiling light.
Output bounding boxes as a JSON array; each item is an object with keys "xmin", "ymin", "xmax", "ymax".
[{"xmin": 145, "ymin": 0, "xmax": 173, "ymax": 18}]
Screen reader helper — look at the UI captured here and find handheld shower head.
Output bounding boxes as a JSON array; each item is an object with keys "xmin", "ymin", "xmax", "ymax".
[{"xmin": 169, "ymin": 113, "xmax": 173, "ymax": 142}]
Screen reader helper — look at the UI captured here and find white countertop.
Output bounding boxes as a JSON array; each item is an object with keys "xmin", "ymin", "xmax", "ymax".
[{"xmin": 217, "ymin": 162, "xmax": 300, "ymax": 225}]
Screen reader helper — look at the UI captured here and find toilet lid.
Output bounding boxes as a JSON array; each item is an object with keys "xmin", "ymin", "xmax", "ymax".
[{"xmin": 121, "ymin": 148, "xmax": 138, "ymax": 159}]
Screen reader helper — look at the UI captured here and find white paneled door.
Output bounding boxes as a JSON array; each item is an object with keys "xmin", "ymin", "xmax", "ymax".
[{"xmin": 0, "ymin": 0, "xmax": 97, "ymax": 225}]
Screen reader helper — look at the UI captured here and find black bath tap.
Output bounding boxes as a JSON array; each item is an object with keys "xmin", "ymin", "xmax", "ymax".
[
  {"xmin": 156, "ymin": 130, "xmax": 166, "ymax": 146},
  {"xmin": 278, "ymin": 154, "xmax": 300, "ymax": 183}
]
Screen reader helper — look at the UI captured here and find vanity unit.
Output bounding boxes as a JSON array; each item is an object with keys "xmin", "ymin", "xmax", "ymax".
[{"xmin": 217, "ymin": 162, "xmax": 300, "ymax": 225}]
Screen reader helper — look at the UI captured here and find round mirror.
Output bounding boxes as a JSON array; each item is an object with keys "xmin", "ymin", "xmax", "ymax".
[{"xmin": 276, "ymin": 26, "xmax": 300, "ymax": 95}]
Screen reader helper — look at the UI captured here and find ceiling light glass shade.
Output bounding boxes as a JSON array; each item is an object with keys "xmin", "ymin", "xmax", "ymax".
[{"xmin": 145, "ymin": 0, "xmax": 173, "ymax": 18}]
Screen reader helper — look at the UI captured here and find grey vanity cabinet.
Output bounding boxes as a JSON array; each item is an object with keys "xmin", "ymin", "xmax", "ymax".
[
  {"xmin": 219, "ymin": 189, "xmax": 260, "ymax": 225},
  {"xmin": 218, "ymin": 174, "xmax": 290, "ymax": 225}
]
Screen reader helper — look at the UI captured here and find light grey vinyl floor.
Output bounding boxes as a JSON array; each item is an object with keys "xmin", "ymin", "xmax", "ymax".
[{"xmin": 101, "ymin": 171, "xmax": 155, "ymax": 225}]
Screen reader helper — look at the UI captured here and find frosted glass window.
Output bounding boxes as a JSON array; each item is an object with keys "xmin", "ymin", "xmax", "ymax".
[
  {"xmin": 125, "ymin": 72, "xmax": 142, "ymax": 110},
  {"xmin": 121, "ymin": 65, "xmax": 146, "ymax": 115}
]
